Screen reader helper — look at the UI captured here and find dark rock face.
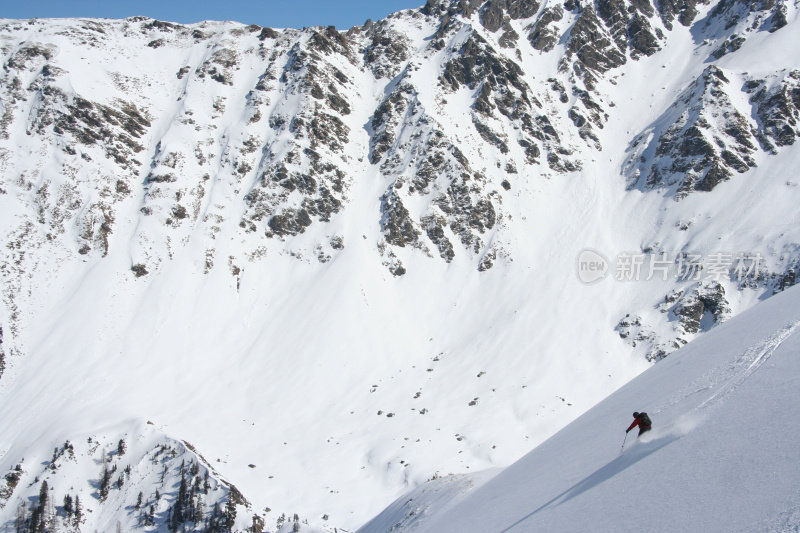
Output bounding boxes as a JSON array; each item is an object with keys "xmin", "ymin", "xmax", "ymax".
[
  {"xmin": 441, "ymin": 33, "xmax": 579, "ymax": 170},
  {"xmin": 703, "ymin": 0, "xmax": 787, "ymax": 33},
  {"xmin": 504, "ymin": 0, "xmax": 541, "ymax": 18},
  {"xmin": 55, "ymin": 97, "xmax": 149, "ymax": 168},
  {"xmin": 479, "ymin": 0, "xmax": 541, "ymax": 32},
  {"xmin": 656, "ymin": 0, "xmax": 704, "ymax": 29},
  {"xmin": 24, "ymin": 72, "xmax": 150, "ymax": 172},
  {"xmin": 369, "ymin": 83, "xmax": 414, "ymax": 165},
  {"xmin": 368, "ymin": 35, "xmax": 515, "ymax": 270},
  {"xmin": 596, "ymin": 0, "xmax": 630, "ymax": 53},
  {"xmin": 195, "ymin": 48, "xmax": 240, "ymax": 85},
  {"xmin": 774, "ymin": 260, "xmax": 799, "ymax": 293},
  {"xmin": 711, "ymin": 34, "xmax": 746, "ymax": 59},
  {"xmin": 3, "ymin": 42, "xmax": 54, "ymax": 70},
  {"xmin": 528, "ymin": 6, "xmax": 564, "ymax": 52},
  {"xmin": 695, "ymin": 0, "xmax": 791, "ymax": 63},
  {"xmin": 628, "ymin": 65, "xmax": 800, "ymax": 198},
  {"xmin": 566, "ymin": 8, "xmax": 627, "ymax": 76},
  {"xmin": 422, "ymin": 215, "xmax": 456, "ymax": 262},
  {"xmin": 745, "ymin": 70, "xmax": 800, "ymax": 153},
  {"xmin": 627, "ymin": 13, "xmax": 662, "ymax": 58},
  {"xmin": 667, "ymin": 282, "xmax": 731, "ymax": 335},
  {"xmin": 441, "ymin": 34, "xmax": 527, "ymax": 92},
  {"xmin": 480, "ymin": 0, "xmax": 510, "ymax": 32},
  {"xmin": 473, "ymin": 117, "xmax": 510, "ymax": 153},
  {"xmin": 0, "ymin": 55, "xmax": 153, "ymax": 258},
  {"xmin": 268, "ymin": 208, "xmax": 313, "ymax": 236},
  {"xmin": 618, "ymin": 281, "xmax": 731, "ymax": 361},
  {"xmin": 363, "ymin": 24, "xmax": 411, "ymax": 79},
  {"xmin": 626, "ymin": 66, "xmax": 758, "ymax": 197},
  {"xmin": 258, "ymin": 27, "xmax": 279, "ymax": 40},
  {"xmin": 240, "ymin": 30, "xmax": 356, "ymax": 238},
  {"xmin": 615, "ymin": 314, "xmax": 669, "ymax": 361},
  {"xmin": 381, "ymin": 192, "xmax": 420, "ymax": 247}
]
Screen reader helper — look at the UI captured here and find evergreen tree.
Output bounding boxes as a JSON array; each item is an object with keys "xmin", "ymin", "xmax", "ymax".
[
  {"xmin": 99, "ymin": 461, "xmax": 111, "ymax": 501},
  {"xmin": 193, "ymin": 499, "xmax": 204, "ymax": 524},
  {"xmin": 207, "ymin": 502, "xmax": 222, "ymax": 533},
  {"xmin": 74, "ymin": 495, "xmax": 82, "ymax": 526},
  {"xmin": 50, "ymin": 448, "xmax": 59, "ymax": 471},
  {"xmin": 63, "ymin": 494, "xmax": 73, "ymax": 516},
  {"xmin": 169, "ymin": 472, "xmax": 188, "ymax": 528},
  {"xmin": 223, "ymin": 496, "xmax": 237, "ymax": 533},
  {"xmin": 30, "ymin": 480, "xmax": 49, "ymax": 533}
]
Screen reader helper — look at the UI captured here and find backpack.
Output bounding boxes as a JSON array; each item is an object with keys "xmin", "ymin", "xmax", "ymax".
[{"xmin": 638, "ymin": 412, "xmax": 652, "ymax": 427}]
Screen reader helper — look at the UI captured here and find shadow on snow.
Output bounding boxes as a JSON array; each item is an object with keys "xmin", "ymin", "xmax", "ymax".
[{"xmin": 497, "ymin": 433, "xmax": 679, "ymax": 533}]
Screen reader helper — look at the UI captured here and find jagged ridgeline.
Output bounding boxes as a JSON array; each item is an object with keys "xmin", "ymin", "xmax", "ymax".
[
  {"xmin": 0, "ymin": 0, "xmax": 796, "ymax": 285},
  {"xmin": 1, "ymin": 0, "xmax": 796, "ymax": 348}
]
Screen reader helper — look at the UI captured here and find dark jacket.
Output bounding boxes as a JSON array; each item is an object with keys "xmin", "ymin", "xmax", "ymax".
[{"xmin": 627, "ymin": 413, "xmax": 652, "ymax": 435}]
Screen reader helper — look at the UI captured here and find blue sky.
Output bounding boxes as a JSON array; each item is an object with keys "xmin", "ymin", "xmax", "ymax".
[{"xmin": 0, "ymin": 0, "xmax": 426, "ymax": 30}]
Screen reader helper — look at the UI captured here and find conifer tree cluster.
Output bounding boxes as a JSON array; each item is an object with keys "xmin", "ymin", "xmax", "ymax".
[
  {"xmin": 7, "ymin": 440, "xmax": 263, "ymax": 532},
  {"xmin": 48, "ymin": 441, "xmax": 75, "ymax": 471},
  {"xmin": 131, "ymin": 455, "xmax": 241, "ymax": 533},
  {"xmin": 13, "ymin": 480, "xmax": 84, "ymax": 533},
  {"xmin": 163, "ymin": 460, "xmax": 238, "ymax": 532}
]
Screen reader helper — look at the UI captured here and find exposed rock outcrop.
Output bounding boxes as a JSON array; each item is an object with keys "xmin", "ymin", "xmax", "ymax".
[{"xmin": 625, "ymin": 66, "xmax": 758, "ymax": 196}]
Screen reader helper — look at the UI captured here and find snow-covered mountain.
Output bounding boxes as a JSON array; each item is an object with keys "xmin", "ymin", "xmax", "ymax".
[{"xmin": 0, "ymin": 0, "xmax": 798, "ymax": 531}]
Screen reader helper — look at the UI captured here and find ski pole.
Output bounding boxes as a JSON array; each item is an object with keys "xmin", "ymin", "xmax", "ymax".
[{"xmin": 621, "ymin": 432, "xmax": 628, "ymax": 452}]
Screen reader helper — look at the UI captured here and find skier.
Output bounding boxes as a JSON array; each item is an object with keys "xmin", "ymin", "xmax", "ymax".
[{"xmin": 626, "ymin": 411, "xmax": 652, "ymax": 437}]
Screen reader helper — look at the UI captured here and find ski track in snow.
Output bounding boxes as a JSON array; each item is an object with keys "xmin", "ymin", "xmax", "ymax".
[
  {"xmin": 649, "ymin": 320, "xmax": 800, "ymax": 424},
  {"xmin": 625, "ymin": 320, "xmax": 800, "ymax": 454},
  {"xmin": 693, "ymin": 320, "xmax": 800, "ymax": 411}
]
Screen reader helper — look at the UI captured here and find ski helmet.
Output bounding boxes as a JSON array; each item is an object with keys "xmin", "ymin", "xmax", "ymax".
[{"xmin": 633, "ymin": 412, "xmax": 639, "ymax": 417}]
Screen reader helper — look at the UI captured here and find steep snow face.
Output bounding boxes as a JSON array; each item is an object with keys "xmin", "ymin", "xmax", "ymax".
[
  {"xmin": 0, "ymin": 0, "xmax": 799, "ymax": 530},
  {"xmin": 363, "ymin": 282, "xmax": 800, "ymax": 533}
]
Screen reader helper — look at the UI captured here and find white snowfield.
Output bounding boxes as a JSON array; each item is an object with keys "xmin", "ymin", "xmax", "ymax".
[{"xmin": 360, "ymin": 283, "xmax": 800, "ymax": 533}]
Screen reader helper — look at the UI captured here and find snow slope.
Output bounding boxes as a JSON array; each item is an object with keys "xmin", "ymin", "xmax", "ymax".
[{"xmin": 361, "ymin": 282, "xmax": 800, "ymax": 533}]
